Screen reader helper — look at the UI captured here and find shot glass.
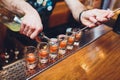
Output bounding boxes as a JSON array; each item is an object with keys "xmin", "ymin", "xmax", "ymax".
[
  {"xmin": 37, "ymin": 42, "xmax": 49, "ymax": 67},
  {"xmin": 24, "ymin": 46, "xmax": 37, "ymax": 70},
  {"xmin": 66, "ymin": 31, "xmax": 75, "ymax": 50},
  {"xmin": 57, "ymin": 34, "xmax": 67, "ymax": 58},
  {"xmin": 73, "ymin": 28, "xmax": 82, "ymax": 47},
  {"xmin": 49, "ymin": 38, "xmax": 59, "ymax": 62}
]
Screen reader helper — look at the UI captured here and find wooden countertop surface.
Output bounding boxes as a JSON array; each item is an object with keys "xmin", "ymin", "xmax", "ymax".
[{"xmin": 32, "ymin": 28, "xmax": 120, "ymax": 80}]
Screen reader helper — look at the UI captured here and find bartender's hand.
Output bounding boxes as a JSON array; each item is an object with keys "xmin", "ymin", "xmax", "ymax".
[
  {"xmin": 20, "ymin": 10, "xmax": 43, "ymax": 39},
  {"xmin": 80, "ymin": 9, "xmax": 114, "ymax": 27},
  {"xmin": 0, "ymin": 0, "xmax": 43, "ymax": 39}
]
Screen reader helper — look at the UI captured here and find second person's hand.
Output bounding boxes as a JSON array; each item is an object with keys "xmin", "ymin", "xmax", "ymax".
[
  {"xmin": 20, "ymin": 10, "xmax": 43, "ymax": 39},
  {"xmin": 80, "ymin": 9, "xmax": 114, "ymax": 28}
]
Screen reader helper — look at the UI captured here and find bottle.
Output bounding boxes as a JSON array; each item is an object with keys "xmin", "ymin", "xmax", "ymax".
[{"xmin": 36, "ymin": 32, "xmax": 50, "ymax": 42}]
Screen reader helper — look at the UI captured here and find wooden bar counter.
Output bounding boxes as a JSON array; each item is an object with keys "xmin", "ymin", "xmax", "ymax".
[{"xmin": 32, "ymin": 26, "xmax": 120, "ymax": 80}]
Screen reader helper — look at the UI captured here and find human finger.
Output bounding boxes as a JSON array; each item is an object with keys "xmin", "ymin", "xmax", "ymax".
[
  {"xmin": 89, "ymin": 16, "xmax": 98, "ymax": 24},
  {"xmin": 26, "ymin": 28, "xmax": 34, "ymax": 37},
  {"xmin": 30, "ymin": 29, "xmax": 40, "ymax": 39},
  {"xmin": 107, "ymin": 11, "xmax": 114, "ymax": 18},
  {"xmin": 83, "ymin": 19, "xmax": 96, "ymax": 28},
  {"xmin": 96, "ymin": 16, "xmax": 108, "ymax": 22},
  {"xmin": 22, "ymin": 26, "xmax": 29, "ymax": 34},
  {"xmin": 20, "ymin": 23, "xmax": 26, "ymax": 34}
]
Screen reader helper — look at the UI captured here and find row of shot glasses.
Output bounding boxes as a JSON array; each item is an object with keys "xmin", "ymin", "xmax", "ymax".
[{"xmin": 24, "ymin": 28, "xmax": 83, "ymax": 70}]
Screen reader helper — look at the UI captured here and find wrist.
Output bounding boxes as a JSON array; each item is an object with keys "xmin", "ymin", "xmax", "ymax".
[
  {"xmin": 21, "ymin": 2, "xmax": 36, "ymax": 15},
  {"xmin": 24, "ymin": 8, "xmax": 38, "ymax": 16},
  {"xmin": 78, "ymin": 10, "xmax": 87, "ymax": 24},
  {"xmin": 11, "ymin": 1, "xmax": 37, "ymax": 16}
]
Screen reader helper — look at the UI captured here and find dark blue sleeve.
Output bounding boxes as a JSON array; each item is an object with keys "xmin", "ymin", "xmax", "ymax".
[
  {"xmin": 26, "ymin": 0, "xmax": 57, "ymax": 28},
  {"xmin": 26, "ymin": 0, "xmax": 57, "ymax": 16}
]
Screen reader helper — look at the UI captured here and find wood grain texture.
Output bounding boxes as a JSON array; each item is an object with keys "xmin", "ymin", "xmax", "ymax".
[{"xmin": 32, "ymin": 30, "xmax": 120, "ymax": 80}]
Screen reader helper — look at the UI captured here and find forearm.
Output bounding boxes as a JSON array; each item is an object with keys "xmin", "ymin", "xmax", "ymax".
[
  {"xmin": 65, "ymin": 0, "xmax": 87, "ymax": 21},
  {"xmin": 0, "ymin": 0, "xmax": 37, "ymax": 16}
]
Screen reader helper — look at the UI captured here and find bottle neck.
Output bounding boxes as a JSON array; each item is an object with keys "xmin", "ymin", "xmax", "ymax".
[{"xmin": 35, "ymin": 32, "xmax": 50, "ymax": 42}]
